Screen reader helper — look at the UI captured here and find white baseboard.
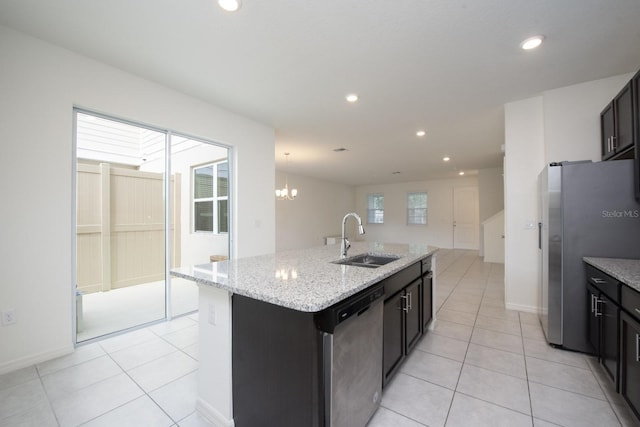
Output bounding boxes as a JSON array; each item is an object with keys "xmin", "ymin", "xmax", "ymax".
[
  {"xmin": 505, "ymin": 302, "xmax": 538, "ymax": 314},
  {"xmin": 0, "ymin": 344, "xmax": 74, "ymax": 375},
  {"xmin": 196, "ymin": 398, "xmax": 235, "ymax": 427}
]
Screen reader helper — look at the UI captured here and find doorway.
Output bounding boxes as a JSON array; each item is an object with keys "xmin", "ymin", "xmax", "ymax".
[
  {"xmin": 453, "ymin": 186, "xmax": 479, "ymax": 249},
  {"xmin": 73, "ymin": 110, "xmax": 230, "ymax": 342}
]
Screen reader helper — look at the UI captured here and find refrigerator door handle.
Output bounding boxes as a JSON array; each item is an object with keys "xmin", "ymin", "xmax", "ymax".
[{"xmin": 538, "ymin": 222, "xmax": 542, "ymax": 250}]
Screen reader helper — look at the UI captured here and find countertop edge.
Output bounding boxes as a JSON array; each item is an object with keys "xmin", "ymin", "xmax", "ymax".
[
  {"xmin": 583, "ymin": 257, "xmax": 640, "ymax": 292},
  {"xmin": 171, "ymin": 244, "xmax": 439, "ymax": 312}
]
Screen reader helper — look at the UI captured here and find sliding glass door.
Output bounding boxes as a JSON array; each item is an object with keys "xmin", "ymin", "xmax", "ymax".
[
  {"xmin": 74, "ymin": 110, "xmax": 230, "ymax": 342},
  {"xmin": 168, "ymin": 135, "xmax": 230, "ymax": 317}
]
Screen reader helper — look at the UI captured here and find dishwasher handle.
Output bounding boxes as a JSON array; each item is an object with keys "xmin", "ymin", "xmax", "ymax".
[{"xmin": 314, "ymin": 284, "xmax": 384, "ymax": 333}]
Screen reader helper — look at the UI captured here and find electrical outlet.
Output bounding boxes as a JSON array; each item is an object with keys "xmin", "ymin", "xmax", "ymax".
[{"xmin": 1, "ymin": 309, "xmax": 16, "ymax": 326}]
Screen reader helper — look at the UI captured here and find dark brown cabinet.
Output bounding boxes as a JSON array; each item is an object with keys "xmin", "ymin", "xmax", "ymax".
[
  {"xmin": 585, "ymin": 262, "xmax": 640, "ymax": 424},
  {"xmin": 381, "ymin": 258, "xmax": 433, "ymax": 387},
  {"xmin": 422, "ymin": 271, "xmax": 433, "ymax": 331},
  {"xmin": 405, "ymin": 279, "xmax": 423, "ymax": 354},
  {"xmin": 620, "ymin": 312, "xmax": 640, "ymax": 420},
  {"xmin": 601, "ymin": 101, "xmax": 616, "ymax": 159},
  {"xmin": 585, "ymin": 265, "xmax": 621, "ymax": 388},
  {"xmin": 621, "ymin": 286, "xmax": 640, "ymax": 420},
  {"xmin": 601, "ymin": 292, "xmax": 620, "ymax": 385},
  {"xmin": 382, "ymin": 277, "xmax": 423, "ymax": 386},
  {"xmin": 587, "ymin": 283, "xmax": 601, "ymax": 355},
  {"xmin": 383, "ymin": 290, "xmax": 405, "ymax": 384},
  {"xmin": 601, "ymin": 80, "xmax": 635, "ymax": 160}
]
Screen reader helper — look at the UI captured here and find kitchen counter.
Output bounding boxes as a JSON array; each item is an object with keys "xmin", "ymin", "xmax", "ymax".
[
  {"xmin": 171, "ymin": 241, "xmax": 438, "ymax": 312},
  {"xmin": 583, "ymin": 257, "xmax": 640, "ymax": 292}
]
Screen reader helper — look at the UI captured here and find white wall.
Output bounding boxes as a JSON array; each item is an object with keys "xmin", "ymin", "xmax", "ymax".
[
  {"xmin": 482, "ymin": 211, "xmax": 505, "ymax": 263},
  {"xmin": 0, "ymin": 25, "xmax": 275, "ymax": 374},
  {"xmin": 504, "ymin": 96, "xmax": 545, "ymax": 312},
  {"xmin": 354, "ymin": 177, "xmax": 479, "ymax": 249},
  {"xmin": 503, "ymin": 72, "xmax": 635, "ymax": 313},
  {"xmin": 275, "ymin": 172, "xmax": 355, "ymax": 251},
  {"xmin": 543, "ymin": 73, "xmax": 635, "ymax": 163},
  {"xmin": 477, "ymin": 167, "xmax": 504, "ymax": 256}
]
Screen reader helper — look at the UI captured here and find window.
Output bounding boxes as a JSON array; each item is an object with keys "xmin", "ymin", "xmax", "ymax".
[
  {"xmin": 367, "ymin": 194, "xmax": 384, "ymax": 224},
  {"xmin": 193, "ymin": 161, "xmax": 228, "ymax": 233},
  {"xmin": 407, "ymin": 192, "xmax": 428, "ymax": 225}
]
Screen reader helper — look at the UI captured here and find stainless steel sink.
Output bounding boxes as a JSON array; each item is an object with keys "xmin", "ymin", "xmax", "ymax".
[{"xmin": 332, "ymin": 253, "xmax": 401, "ymax": 268}]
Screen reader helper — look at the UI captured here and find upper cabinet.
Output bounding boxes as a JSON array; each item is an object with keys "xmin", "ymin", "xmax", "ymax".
[
  {"xmin": 601, "ymin": 69, "xmax": 640, "ymax": 199},
  {"xmin": 601, "ymin": 79, "xmax": 635, "ymax": 160}
]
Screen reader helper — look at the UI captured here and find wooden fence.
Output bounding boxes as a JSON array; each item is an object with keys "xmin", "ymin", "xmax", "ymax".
[{"xmin": 76, "ymin": 162, "xmax": 181, "ymax": 294}]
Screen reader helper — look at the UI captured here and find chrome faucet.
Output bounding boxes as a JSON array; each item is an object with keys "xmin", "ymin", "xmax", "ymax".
[{"xmin": 340, "ymin": 212, "xmax": 365, "ymax": 258}]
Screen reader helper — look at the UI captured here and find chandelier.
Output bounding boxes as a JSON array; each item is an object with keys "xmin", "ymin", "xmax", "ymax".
[{"xmin": 275, "ymin": 152, "xmax": 298, "ymax": 200}]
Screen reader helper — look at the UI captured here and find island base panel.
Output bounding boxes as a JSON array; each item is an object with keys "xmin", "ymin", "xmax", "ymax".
[{"xmin": 232, "ymin": 294, "xmax": 322, "ymax": 427}]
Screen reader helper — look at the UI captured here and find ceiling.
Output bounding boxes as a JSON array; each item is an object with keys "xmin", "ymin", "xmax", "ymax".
[{"xmin": 1, "ymin": 0, "xmax": 640, "ymax": 186}]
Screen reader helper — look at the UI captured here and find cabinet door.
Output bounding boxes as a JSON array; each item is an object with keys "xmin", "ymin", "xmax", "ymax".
[
  {"xmin": 383, "ymin": 292, "xmax": 405, "ymax": 386},
  {"xmin": 405, "ymin": 280, "xmax": 422, "ymax": 354},
  {"xmin": 422, "ymin": 273, "xmax": 433, "ymax": 331},
  {"xmin": 601, "ymin": 294, "xmax": 619, "ymax": 387},
  {"xmin": 614, "ymin": 81, "xmax": 635, "ymax": 154},
  {"xmin": 620, "ymin": 312, "xmax": 640, "ymax": 420},
  {"xmin": 587, "ymin": 284, "xmax": 600, "ymax": 356},
  {"xmin": 601, "ymin": 101, "xmax": 616, "ymax": 160}
]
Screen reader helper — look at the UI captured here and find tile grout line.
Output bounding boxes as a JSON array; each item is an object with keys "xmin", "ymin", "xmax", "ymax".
[
  {"xmin": 36, "ymin": 351, "xmax": 126, "ymax": 426},
  {"xmin": 441, "ymin": 255, "xmax": 487, "ymax": 427},
  {"xmin": 35, "ymin": 367, "xmax": 62, "ymax": 427},
  {"xmin": 78, "ymin": 330, "xmax": 199, "ymax": 426},
  {"xmin": 581, "ymin": 358, "xmax": 626, "ymax": 426},
  {"xmin": 376, "ymin": 404, "xmax": 429, "ymax": 426},
  {"xmin": 74, "ymin": 345, "xmax": 172, "ymax": 426},
  {"xmin": 519, "ymin": 311, "xmax": 536, "ymax": 426},
  {"xmin": 39, "ymin": 320, "xmax": 199, "ymax": 426}
]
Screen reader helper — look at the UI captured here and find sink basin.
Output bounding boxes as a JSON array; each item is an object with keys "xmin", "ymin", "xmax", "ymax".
[{"xmin": 332, "ymin": 253, "xmax": 401, "ymax": 268}]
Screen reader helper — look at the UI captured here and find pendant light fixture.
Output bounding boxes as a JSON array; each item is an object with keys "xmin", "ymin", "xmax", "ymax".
[{"xmin": 275, "ymin": 152, "xmax": 298, "ymax": 200}]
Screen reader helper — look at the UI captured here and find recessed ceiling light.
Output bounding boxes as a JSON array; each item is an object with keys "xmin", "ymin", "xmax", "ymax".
[
  {"xmin": 333, "ymin": 148, "xmax": 348, "ymax": 152},
  {"xmin": 218, "ymin": 0, "xmax": 241, "ymax": 12},
  {"xmin": 443, "ymin": 157, "xmax": 450, "ymax": 162},
  {"xmin": 459, "ymin": 171, "xmax": 465, "ymax": 176},
  {"xmin": 345, "ymin": 94, "xmax": 359, "ymax": 103},
  {"xmin": 520, "ymin": 35, "xmax": 544, "ymax": 50},
  {"xmin": 416, "ymin": 130, "xmax": 426, "ymax": 137}
]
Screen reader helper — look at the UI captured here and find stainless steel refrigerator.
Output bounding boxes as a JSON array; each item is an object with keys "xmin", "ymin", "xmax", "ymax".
[{"xmin": 538, "ymin": 159, "xmax": 640, "ymax": 353}]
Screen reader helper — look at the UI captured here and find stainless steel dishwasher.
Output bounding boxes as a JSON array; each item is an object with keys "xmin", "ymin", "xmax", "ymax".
[{"xmin": 315, "ymin": 284, "xmax": 384, "ymax": 427}]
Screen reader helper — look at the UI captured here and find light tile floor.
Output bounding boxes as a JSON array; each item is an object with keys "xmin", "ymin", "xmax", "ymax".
[
  {"xmin": 368, "ymin": 249, "xmax": 639, "ymax": 427},
  {"xmin": 1, "ymin": 249, "xmax": 638, "ymax": 426}
]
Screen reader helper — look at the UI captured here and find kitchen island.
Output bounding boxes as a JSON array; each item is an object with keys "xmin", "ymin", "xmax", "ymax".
[{"xmin": 171, "ymin": 241, "xmax": 438, "ymax": 427}]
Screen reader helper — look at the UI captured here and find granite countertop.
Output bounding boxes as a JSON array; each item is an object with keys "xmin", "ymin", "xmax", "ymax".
[
  {"xmin": 583, "ymin": 257, "xmax": 640, "ymax": 292},
  {"xmin": 171, "ymin": 242, "xmax": 438, "ymax": 312}
]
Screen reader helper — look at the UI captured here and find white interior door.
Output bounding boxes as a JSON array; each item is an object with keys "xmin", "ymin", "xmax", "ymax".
[{"xmin": 453, "ymin": 186, "xmax": 479, "ymax": 249}]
